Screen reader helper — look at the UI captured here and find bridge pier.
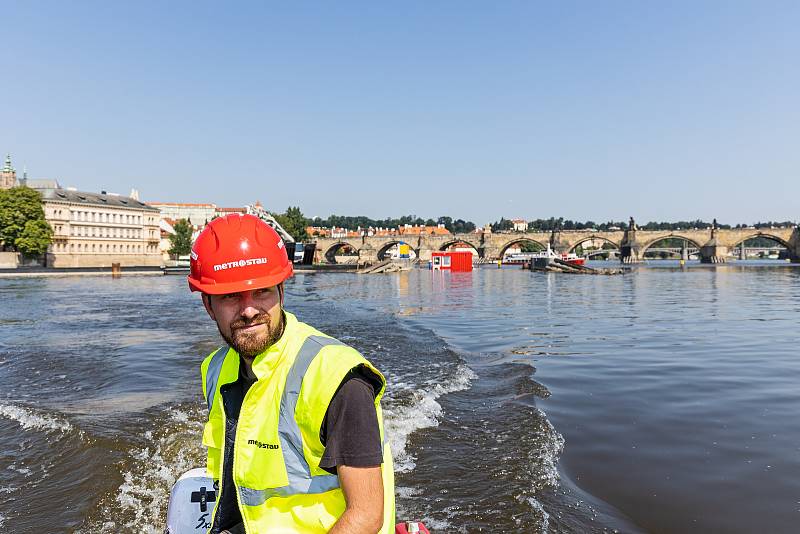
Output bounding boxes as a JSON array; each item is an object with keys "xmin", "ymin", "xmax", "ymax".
[
  {"xmin": 788, "ymin": 227, "xmax": 800, "ymax": 263},
  {"xmin": 699, "ymin": 243, "xmax": 728, "ymax": 263},
  {"xmin": 681, "ymin": 242, "xmax": 689, "ymax": 262},
  {"xmin": 417, "ymin": 247, "xmax": 434, "ymax": 262},
  {"xmin": 699, "ymin": 222, "xmax": 727, "ymax": 263},
  {"xmin": 358, "ymin": 243, "xmax": 378, "ymax": 265},
  {"xmin": 481, "ymin": 246, "xmax": 501, "ymax": 261},
  {"xmin": 620, "ymin": 243, "xmax": 643, "ymax": 263},
  {"xmin": 739, "ymin": 242, "xmax": 747, "ymax": 261},
  {"xmin": 619, "ymin": 217, "xmax": 643, "ymax": 263},
  {"xmin": 550, "ymin": 229, "xmax": 571, "ymax": 255}
]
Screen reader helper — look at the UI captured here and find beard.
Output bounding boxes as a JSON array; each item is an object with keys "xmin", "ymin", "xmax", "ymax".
[{"xmin": 220, "ymin": 311, "xmax": 284, "ymax": 358}]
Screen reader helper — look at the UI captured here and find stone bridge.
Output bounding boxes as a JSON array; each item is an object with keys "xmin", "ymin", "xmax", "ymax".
[{"xmin": 312, "ymin": 220, "xmax": 800, "ymax": 264}]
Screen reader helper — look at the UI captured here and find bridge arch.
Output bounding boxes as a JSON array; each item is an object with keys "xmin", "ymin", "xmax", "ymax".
[
  {"xmin": 567, "ymin": 235, "xmax": 621, "ymax": 254},
  {"xmin": 640, "ymin": 234, "xmax": 704, "ymax": 254},
  {"xmin": 376, "ymin": 240, "xmax": 418, "ymax": 261},
  {"xmin": 499, "ymin": 238, "xmax": 547, "ymax": 257},
  {"xmin": 439, "ymin": 239, "xmax": 480, "ymax": 252},
  {"xmin": 730, "ymin": 233, "xmax": 791, "ymax": 250},
  {"xmin": 323, "ymin": 241, "xmax": 360, "ymax": 264},
  {"xmin": 439, "ymin": 239, "xmax": 482, "ymax": 258},
  {"xmin": 730, "ymin": 233, "xmax": 791, "ymax": 260}
]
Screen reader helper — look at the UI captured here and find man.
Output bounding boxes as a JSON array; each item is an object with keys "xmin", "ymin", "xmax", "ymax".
[{"xmin": 188, "ymin": 213, "xmax": 395, "ymax": 533}]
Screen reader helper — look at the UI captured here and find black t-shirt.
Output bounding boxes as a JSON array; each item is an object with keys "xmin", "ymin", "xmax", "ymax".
[{"xmin": 319, "ymin": 365, "xmax": 384, "ymax": 473}]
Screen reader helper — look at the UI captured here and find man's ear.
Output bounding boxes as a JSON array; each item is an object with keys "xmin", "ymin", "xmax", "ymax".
[
  {"xmin": 202, "ymin": 293, "xmax": 216, "ymax": 321},
  {"xmin": 278, "ymin": 283, "xmax": 285, "ymax": 307}
]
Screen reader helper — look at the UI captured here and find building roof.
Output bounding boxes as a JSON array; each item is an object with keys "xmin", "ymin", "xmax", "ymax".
[
  {"xmin": 42, "ymin": 188, "xmax": 159, "ymax": 211},
  {"xmin": 25, "ymin": 178, "xmax": 61, "ymax": 190},
  {"xmin": 398, "ymin": 225, "xmax": 451, "ymax": 236},
  {"xmin": 216, "ymin": 207, "xmax": 246, "ymax": 213},
  {"xmin": 147, "ymin": 202, "xmax": 216, "ymax": 208}
]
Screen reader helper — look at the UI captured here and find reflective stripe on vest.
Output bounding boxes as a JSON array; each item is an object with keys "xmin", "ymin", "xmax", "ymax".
[
  {"xmin": 204, "ymin": 336, "xmax": 345, "ymax": 507},
  {"xmin": 204, "ymin": 346, "xmax": 229, "ymax": 411}
]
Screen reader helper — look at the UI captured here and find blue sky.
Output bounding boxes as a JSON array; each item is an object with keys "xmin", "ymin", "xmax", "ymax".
[{"xmin": 2, "ymin": 1, "xmax": 798, "ymax": 225}]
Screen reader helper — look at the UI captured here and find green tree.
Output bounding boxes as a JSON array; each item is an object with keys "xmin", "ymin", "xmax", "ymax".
[
  {"xmin": 519, "ymin": 241, "xmax": 543, "ymax": 252},
  {"xmin": 274, "ymin": 206, "xmax": 309, "ymax": 242},
  {"xmin": 14, "ymin": 219, "xmax": 53, "ymax": 256},
  {"xmin": 490, "ymin": 218, "xmax": 513, "ymax": 232},
  {"xmin": 0, "ymin": 186, "xmax": 52, "ymax": 253},
  {"xmin": 169, "ymin": 219, "xmax": 193, "ymax": 256}
]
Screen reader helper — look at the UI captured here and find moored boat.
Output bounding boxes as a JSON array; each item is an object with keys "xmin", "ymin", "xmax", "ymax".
[{"xmin": 506, "ymin": 244, "xmax": 585, "ymax": 266}]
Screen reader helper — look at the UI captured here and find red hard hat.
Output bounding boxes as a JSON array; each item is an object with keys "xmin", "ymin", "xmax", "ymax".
[{"xmin": 188, "ymin": 213, "xmax": 293, "ymax": 294}]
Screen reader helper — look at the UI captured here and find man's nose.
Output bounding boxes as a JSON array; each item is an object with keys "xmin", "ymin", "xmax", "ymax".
[{"xmin": 238, "ymin": 292, "xmax": 261, "ymax": 319}]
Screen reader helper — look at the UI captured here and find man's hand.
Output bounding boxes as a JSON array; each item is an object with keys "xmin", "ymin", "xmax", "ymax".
[{"xmin": 329, "ymin": 464, "xmax": 384, "ymax": 533}]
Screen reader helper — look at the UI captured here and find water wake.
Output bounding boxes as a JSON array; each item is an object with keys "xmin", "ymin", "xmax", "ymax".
[
  {"xmin": 384, "ymin": 363, "xmax": 476, "ymax": 473},
  {"xmin": 0, "ymin": 403, "xmax": 74, "ymax": 433}
]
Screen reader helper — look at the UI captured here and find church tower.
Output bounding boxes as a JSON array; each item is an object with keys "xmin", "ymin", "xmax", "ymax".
[{"xmin": 0, "ymin": 154, "xmax": 17, "ymax": 189}]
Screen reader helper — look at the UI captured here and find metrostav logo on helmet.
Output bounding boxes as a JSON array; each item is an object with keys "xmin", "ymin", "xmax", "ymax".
[{"xmin": 213, "ymin": 257, "xmax": 269, "ymax": 272}]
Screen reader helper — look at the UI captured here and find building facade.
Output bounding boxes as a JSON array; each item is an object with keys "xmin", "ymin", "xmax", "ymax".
[
  {"xmin": 41, "ymin": 189, "xmax": 162, "ymax": 268},
  {"xmin": 147, "ymin": 202, "xmax": 218, "ymax": 225}
]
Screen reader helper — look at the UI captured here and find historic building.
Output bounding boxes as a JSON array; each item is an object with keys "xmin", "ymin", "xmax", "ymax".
[
  {"xmin": 1, "ymin": 154, "xmax": 17, "ymax": 189},
  {"xmin": 147, "ymin": 202, "xmax": 218, "ymax": 225},
  {"xmin": 40, "ymin": 188, "xmax": 162, "ymax": 268}
]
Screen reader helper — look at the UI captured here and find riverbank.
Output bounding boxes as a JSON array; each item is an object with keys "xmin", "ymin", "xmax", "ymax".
[{"xmin": 0, "ymin": 263, "xmax": 361, "ymax": 278}]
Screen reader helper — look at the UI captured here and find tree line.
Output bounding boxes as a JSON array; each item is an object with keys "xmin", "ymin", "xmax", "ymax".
[
  {"xmin": 490, "ymin": 217, "xmax": 798, "ymax": 233},
  {"xmin": 271, "ymin": 207, "xmax": 477, "ymax": 241}
]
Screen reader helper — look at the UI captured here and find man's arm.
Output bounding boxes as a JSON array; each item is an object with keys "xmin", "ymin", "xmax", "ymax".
[{"xmin": 329, "ymin": 464, "xmax": 384, "ymax": 534}]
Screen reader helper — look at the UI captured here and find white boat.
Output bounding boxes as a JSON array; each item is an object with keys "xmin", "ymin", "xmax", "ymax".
[{"xmin": 505, "ymin": 244, "xmax": 585, "ymax": 266}]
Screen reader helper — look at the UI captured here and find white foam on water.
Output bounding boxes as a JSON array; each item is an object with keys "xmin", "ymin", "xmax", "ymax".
[
  {"xmin": 533, "ymin": 407, "xmax": 565, "ymax": 490},
  {"xmin": 384, "ymin": 364, "xmax": 476, "ymax": 473},
  {"xmin": 395, "ymin": 486, "xmax": 423, "ymax": 499},
  {"xmin": 395, "ymin": 488, "xmax": 452, "ymax": 532},
  {"xmin": 169, "ymin": 409, "xmax": 189, "ymax": 423},
  {"xmin": 0, "ymin": 403, "xmax": 73, "ymax": 433},
  {"xmin": 82, "ymin": 405, "xmax": 205, "ymax": 533},
  {"xmin": 0, "ymin": 514, "xmax": 5, "ymax": 527},
  {"xmin": 8, "ymin": 464, "xmax": 32, "ymax": 477},
  {"xmin": 521, "ymin": 496, "xmax": 550, "ymax": 534}
]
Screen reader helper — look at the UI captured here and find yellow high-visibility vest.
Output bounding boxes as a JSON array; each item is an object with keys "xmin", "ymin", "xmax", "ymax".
[{"xmin": 200, "ymin": 312, "xmax": 395, "ymax": 533}]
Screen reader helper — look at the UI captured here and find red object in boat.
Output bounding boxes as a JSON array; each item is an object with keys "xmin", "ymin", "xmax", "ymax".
[
  {"xmin": 395, "ymin": 522, "xmax": 431, "ymax": 534},
  {"xmin": 522, "ymin": 244, "xmax": 586, "ymax": 266},
  {"xmin": 561, "ymin": 252, "xmax": 585, "ymax": 266}
]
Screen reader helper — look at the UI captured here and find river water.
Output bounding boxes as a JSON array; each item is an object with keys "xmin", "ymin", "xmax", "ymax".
[{"xmin": 1, "ymin": 262, "xmax": 799, "ymax": 533}]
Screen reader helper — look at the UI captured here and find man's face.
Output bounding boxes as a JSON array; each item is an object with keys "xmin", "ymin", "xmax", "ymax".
[{"xmin": 203, "ymin": 285, "xmax": 284, "ymax": 359}]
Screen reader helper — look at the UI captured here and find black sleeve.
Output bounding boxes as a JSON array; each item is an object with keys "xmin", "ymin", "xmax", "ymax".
[{"xmin": 319, "ymin": 366, "xmax": 383, "ymax": 474}]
